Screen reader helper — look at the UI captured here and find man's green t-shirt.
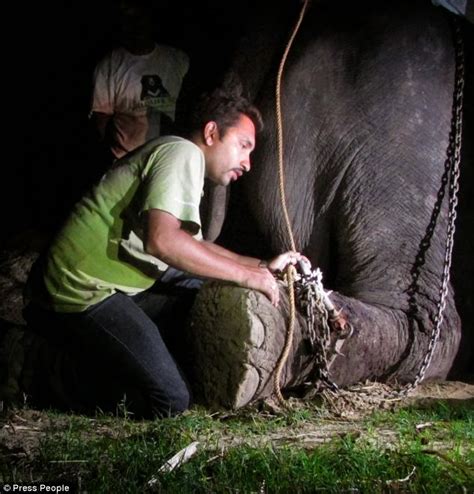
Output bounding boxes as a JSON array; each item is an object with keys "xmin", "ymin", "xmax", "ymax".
[{"xmin": 43, "ymin": 136, "xmax": 205, "ymax": 313}]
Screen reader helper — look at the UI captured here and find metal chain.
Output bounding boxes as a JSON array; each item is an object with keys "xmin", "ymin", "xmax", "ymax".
[
  {"xmin": 399, "ymin": 17, "xmax": 464, "ymax": 396},
  {"xmin": 331, "ymin": 17, "xmax": 465, "ymax": 403},
  {"xmin": 294, "ymin": 268, "xmax": 340, "ymax": 391},
  {"xmin": 334, "ymin": 17, "xmax": 465, "ymax": 402}
]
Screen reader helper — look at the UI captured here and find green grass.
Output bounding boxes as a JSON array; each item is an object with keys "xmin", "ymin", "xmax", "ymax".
[{"xmin": 1, "ymin": 401, "xmax": 473, "ymax": 493}]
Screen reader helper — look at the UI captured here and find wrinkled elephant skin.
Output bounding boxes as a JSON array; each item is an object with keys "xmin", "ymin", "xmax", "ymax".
[{"xmin": 221, "ymin": 0, "xmax": 466, "ymax": 384}]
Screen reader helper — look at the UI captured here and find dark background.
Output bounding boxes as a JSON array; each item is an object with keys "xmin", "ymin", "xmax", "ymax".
[{"xmin": 11, "ymin": 0, "xmax": 257, "ymax": 241}]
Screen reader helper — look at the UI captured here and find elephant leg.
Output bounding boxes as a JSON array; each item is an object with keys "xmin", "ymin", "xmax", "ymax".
[
  {"xmin": 199, "ymin": 181, "xmax": 229, "ymax": 242},
  {"xmin": 326, "ymin": 292, "xmax": 461, "ymax": 386}
]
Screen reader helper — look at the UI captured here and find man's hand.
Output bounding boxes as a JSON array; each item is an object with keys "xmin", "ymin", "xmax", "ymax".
[
  {"xmin": 240, "ymin": 266, "xmax": 281, "ymax": 307},
  {"xmin": 243, "ymin": 250, "xmax": 309, "ymax": 307},
  {"xmin": 266, "ymin": 251, "xmax": 308, "ymax": 273}
]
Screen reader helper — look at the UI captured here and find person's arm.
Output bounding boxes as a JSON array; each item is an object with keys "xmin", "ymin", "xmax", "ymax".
[
  {"xmin": 202, "ymin": 241, "xmax": 306, "ymax": 273},
  {"xmin": 90, "ymin": 57, "xmax": 115, "ymax": 145},
  {"xmin": 202, "ymin": 241, "xmax": 261, "ymax": 268},
  {"xmin": 145, "ymin": 209, "xmax": 284, "ymax": 305}
]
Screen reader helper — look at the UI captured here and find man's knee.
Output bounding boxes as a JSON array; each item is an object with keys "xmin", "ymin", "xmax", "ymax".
[{"xmin": 151, "ymin": 384, "xmax": 191, "ymax": 418}]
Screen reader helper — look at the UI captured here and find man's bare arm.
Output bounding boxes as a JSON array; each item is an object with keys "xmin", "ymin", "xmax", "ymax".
[
  {"xmin": 203, "ymin": 239, "xmax": 308, "ymax": 273},
  {"xmin": 144, "ymin": 209, "xmax": 280, "ymax": 305}
]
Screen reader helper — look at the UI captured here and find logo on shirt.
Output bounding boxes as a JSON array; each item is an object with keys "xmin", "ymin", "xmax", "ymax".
[{"xmin": 140, "ymin": 75, "xmax": 170, "ymax": 100}]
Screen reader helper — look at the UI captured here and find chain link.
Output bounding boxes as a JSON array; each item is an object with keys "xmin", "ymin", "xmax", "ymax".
[
  {"xmin": 292, "ymin": 267, "xmax": 355, "ymax": 392},
  {"xmin": 296, "ymin": 269, "xmax": 337, "ymax": 391}
]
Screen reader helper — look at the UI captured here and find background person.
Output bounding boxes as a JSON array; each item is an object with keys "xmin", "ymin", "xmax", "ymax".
[{"xmin": 90, "ymin": 0, "xmax": 189, "ymax": 160}]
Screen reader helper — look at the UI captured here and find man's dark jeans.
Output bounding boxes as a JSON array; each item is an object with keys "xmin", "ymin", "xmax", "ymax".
[{"xmin": 23, "ymin": 268, "xmax": 202, "ymax": 419}]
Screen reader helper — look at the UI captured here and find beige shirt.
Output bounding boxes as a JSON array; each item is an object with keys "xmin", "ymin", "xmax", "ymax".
[{"xmin": 91, "ymin": 44, "xmax": 189, "ymax": 158}]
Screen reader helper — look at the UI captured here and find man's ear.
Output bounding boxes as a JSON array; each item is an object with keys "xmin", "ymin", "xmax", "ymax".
[{"xmin": 203, "ymin": 121, "xmax": 219, "ymax": 146}]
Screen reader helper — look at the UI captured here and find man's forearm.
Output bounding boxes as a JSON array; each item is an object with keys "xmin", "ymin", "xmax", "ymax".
[
  {"xmin": 147, "ymin": 228, "xmax": 248, "ymax": 284},
  {"xmin": 202, "ymin": 241, "xmax": 262, "ymax": 268},
  {"xmin": 144, "ymin": 209, "xmax": 281, "ymax": 305}
]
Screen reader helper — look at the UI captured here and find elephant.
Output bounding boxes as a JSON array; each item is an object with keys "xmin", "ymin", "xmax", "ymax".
[{"xmin": 200, "ymin": 0, "xmax": 473, "ymax": 389}]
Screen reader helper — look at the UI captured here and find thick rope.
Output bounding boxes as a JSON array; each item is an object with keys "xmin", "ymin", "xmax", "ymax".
[
  {"xmin": 272, "ymin": 0, "xmax": 310, "ymax": 406},
  {"xmin": 275, "ymin": 0, "xmax": 309, "ymax": 253},
  {"xmin": 272, "ymin": 266, "xmax": 297, "ymax": 405}
]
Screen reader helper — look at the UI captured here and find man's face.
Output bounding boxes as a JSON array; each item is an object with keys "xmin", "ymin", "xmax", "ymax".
[{"xmin": 204, "ymin": 114, "xmax": 256, "ymax": 186}]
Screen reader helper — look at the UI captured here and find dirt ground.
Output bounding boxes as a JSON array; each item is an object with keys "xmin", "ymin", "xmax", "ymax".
[{"xmin": 1, "ymin": 380, "xmax": 472, "ymax": 462}]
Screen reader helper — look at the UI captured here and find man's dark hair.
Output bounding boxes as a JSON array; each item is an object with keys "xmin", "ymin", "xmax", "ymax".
[{"xmin": 182, "ymin": 77, "xmax": 263, "ymax": 138}]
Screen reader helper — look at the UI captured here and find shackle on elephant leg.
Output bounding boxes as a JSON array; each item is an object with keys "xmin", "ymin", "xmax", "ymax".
[{"xmin": 296, "ymin": 260, "xmax": 352, "ymax": 334}]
